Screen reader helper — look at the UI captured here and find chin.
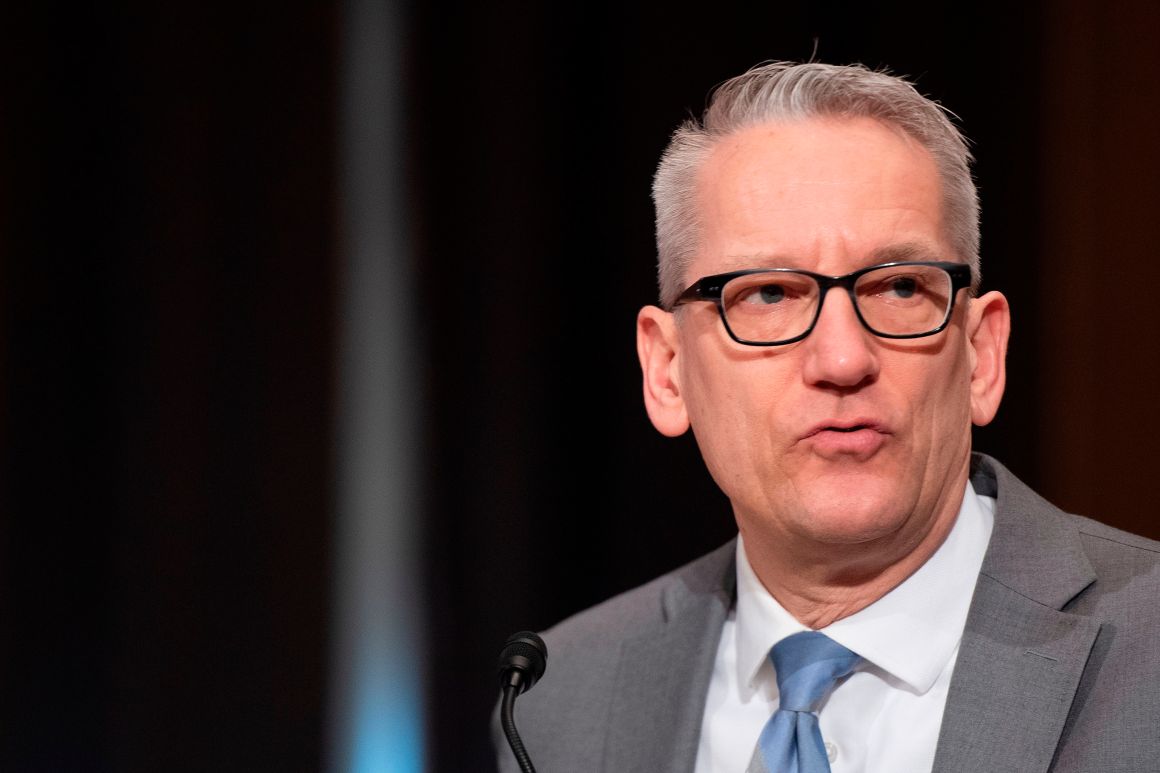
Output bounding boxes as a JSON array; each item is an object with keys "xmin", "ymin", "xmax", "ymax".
[
  {"xmin": 794, "ymin": 487, "xmax": 915, "ymax": 545},
  {"xmin": 800, "ymin": 510, "xmax": 907, "ymax": 546}
]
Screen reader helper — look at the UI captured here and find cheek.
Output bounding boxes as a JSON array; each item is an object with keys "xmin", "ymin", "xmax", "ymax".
[
  {"xmin": 682, "ymin": 351, "xmax": 793, "ymax": 491},
  {"xmin": 900, "ymin": 346, "xmax": 974, "ymax": 439},
  {"xmin": 682, "ymin": 356, "xmax": 741, "ymax": 461}
]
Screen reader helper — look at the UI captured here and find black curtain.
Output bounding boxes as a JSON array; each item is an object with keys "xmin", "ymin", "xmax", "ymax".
[{"xmin": 3, "ymin": 4, "xmax": 338, "ymax": 771}]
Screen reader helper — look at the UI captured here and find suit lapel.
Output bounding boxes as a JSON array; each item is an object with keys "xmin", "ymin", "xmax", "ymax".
[
  {"xmin": 933, "ymin": 575, "xmax": 1101, "ymax": 773},
  {"xmin": 933, "ymin": 456, "xmax": 1101, "ymax": 773},
  {"xmin": 601, "ymin": 543, "xmax": 735, "ymax": 773}
]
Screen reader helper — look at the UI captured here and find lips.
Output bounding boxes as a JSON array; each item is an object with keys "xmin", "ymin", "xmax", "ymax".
[
  {"xmin": 803, "ymin": 419, "xmax": 888, "ymax": 438},
  {"xmin": 801, "ymin": 419, "xmax": 890, "ymax": 458}
]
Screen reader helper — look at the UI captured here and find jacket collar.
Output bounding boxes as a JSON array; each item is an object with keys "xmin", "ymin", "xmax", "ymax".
[{"xmin": 970, "ymin": 453, "xmax": 1096, "ymax": 608}]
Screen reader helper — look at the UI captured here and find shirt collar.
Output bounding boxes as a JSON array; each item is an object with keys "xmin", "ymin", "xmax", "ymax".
[{"xmin": 734, "ymin": 480, "xmax": 995, "ymax": 697}]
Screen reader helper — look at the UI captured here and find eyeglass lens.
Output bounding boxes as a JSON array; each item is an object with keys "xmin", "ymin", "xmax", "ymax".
[{"xmin": 721, "ymin": 264, "xmax": 954, "ymax": 343}]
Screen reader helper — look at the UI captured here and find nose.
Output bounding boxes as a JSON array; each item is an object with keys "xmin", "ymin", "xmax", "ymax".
[{"xmin": 800, "ymin": 289, "xmax": 880, "ymax": 390}]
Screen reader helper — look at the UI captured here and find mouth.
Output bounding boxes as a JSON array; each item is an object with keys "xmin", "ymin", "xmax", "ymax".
[
  {"xmin": 803, "ymin": 420, "xmax": 888, "ymax": 438},
  {"xmin": 801, "ymin": 420, "xmax": 890, "ymax": 458}
]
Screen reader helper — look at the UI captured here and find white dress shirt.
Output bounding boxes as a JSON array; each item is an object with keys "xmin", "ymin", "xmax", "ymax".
[{"xmin": 694, "ymin": 481, "xmax": 995, "ymax": 773}]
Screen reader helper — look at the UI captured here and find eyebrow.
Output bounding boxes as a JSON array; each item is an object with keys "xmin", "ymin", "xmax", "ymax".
[{"xmin": 868, "ymin": 241, "xmax": 945, "ymax": 264}]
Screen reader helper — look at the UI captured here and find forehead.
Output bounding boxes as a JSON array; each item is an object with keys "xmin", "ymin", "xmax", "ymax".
[{"xmin": 693, "ymin": 116, "xmax": 947, "ymax": 275}]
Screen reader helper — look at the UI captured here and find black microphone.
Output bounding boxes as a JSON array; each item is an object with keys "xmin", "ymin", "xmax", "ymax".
[{"xmin": 498, "ymin": 631, "xmax": 547, "ymax": 773}]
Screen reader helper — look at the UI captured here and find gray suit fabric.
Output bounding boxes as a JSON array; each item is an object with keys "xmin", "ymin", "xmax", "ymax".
[{"xmin": 495, "ymin": 455, "xmax": 1160, "ymax": 772}]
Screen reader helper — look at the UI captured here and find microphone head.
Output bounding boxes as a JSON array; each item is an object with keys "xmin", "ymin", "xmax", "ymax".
[{"xmin": 498, "ymin": 630, "xmax": 547, "ymax": 693}]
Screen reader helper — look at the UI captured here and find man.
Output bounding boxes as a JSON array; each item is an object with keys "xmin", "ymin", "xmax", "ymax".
[{"xmin": 495, "ymin": 62, "xmax": 1160, "ymax": 772}]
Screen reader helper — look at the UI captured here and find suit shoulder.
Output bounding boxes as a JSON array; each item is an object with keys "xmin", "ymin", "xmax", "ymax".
[
  {"xmin": 492, "ymin": 541, "xmax": 735, "ymax": 772},
  {"xmin": 542, "ymin": 540, "xmax": 735, "ymax": 652},
  {"xmin": 1070, "ymin": 512, "xmax": 1160, "ymax": 556},
  {"xmin": 976, "ymin": 454, "xmax": 1160, "ymax": 607},
  {"xmin": 1072, "ymin": 513, "xmax": 1160, "ymax": 599},
  {"xmin": 1056, "ymin": 512, "xmax": 1160, "ymax": 626}
]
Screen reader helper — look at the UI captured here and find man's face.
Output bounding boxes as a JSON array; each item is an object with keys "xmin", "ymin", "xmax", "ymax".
[{"xmin": 640, "ymin": 117, "xmax": 1007, "ymax": 561}]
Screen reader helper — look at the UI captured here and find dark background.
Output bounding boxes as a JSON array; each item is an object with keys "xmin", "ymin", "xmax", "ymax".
[{"xmin": 5, "ymin": 1, "xmax": 1160, "ymax": 771}]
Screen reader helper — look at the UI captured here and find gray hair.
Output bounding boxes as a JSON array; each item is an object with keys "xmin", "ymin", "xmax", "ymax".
[{"xmin": 652, "ymin": 62, "xmax": 979, "ymax": 308}]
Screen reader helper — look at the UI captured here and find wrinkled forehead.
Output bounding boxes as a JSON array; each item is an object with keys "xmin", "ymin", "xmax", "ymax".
[
  {"xmin": 701, "ymin": 241, "xmax": 948, "ymax": 277},
  {"xmin": 689, "ymin": 116, "xmax": 949, "ymax": 279}
]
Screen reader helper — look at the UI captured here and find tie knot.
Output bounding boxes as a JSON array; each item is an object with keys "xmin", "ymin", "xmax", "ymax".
[{"xmin": 770, "ymin": 631, "xmax": 862, "ymax": 712}]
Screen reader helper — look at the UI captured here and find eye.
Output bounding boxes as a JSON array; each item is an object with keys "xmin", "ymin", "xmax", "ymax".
[
  {"xmin": 726, "ymin": 272, "xmax": 814, "ymax": 311},
  {"xmin": 888, "ymin": 276, "xmax": 918, "ymax": 299},
  {"xmin": 754, "ymin": 284, "xmax": 786, "ymax": 304},
  {"xmin": 862, "ymin": 272, "xmax": 927, "ymax": 301}
]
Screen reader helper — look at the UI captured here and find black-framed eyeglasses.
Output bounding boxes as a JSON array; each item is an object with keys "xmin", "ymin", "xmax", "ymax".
[{"xmin": 671, "ymin": 261, "xmax": 973, "ymax": 346}]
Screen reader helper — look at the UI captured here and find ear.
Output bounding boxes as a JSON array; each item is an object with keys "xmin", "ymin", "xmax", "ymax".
[
  {"xmin": 636, "ymin": 305, "xmax": 690, "ymax": 437},
  {"xmin": 964, "ymin": 290, "xmax": 1011, "ymax": 427}
]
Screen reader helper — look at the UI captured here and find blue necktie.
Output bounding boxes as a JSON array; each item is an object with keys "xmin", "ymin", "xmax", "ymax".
[{"xmin": 748, "ymin": 631, "xmax": 863, "ymax": 773}]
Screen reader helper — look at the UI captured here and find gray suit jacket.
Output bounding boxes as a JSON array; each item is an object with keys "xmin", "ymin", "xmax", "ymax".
[{"xmin": 496, "ymin": 455, "xmax": 1160, "ymax": 772}]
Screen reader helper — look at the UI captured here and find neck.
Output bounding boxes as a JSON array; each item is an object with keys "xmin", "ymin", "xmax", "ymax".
[{"xmin": 739, "ymin": 481, "xmax": 967, "ymax": 630}]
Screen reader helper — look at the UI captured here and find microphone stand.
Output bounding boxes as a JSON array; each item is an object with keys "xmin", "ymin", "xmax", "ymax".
[{"xmin": 500, "ymin": 677, "xmax": 537, "ymax": 773}]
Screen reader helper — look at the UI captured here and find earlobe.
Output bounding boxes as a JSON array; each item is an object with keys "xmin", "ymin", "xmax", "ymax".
[
  {"xmin": 966, "ymin": 291, "xmax": 1011, "ymax": 427},
  {"xmin": 636, "ymin": 305, "xmax": 690, "ymax": 437}
]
